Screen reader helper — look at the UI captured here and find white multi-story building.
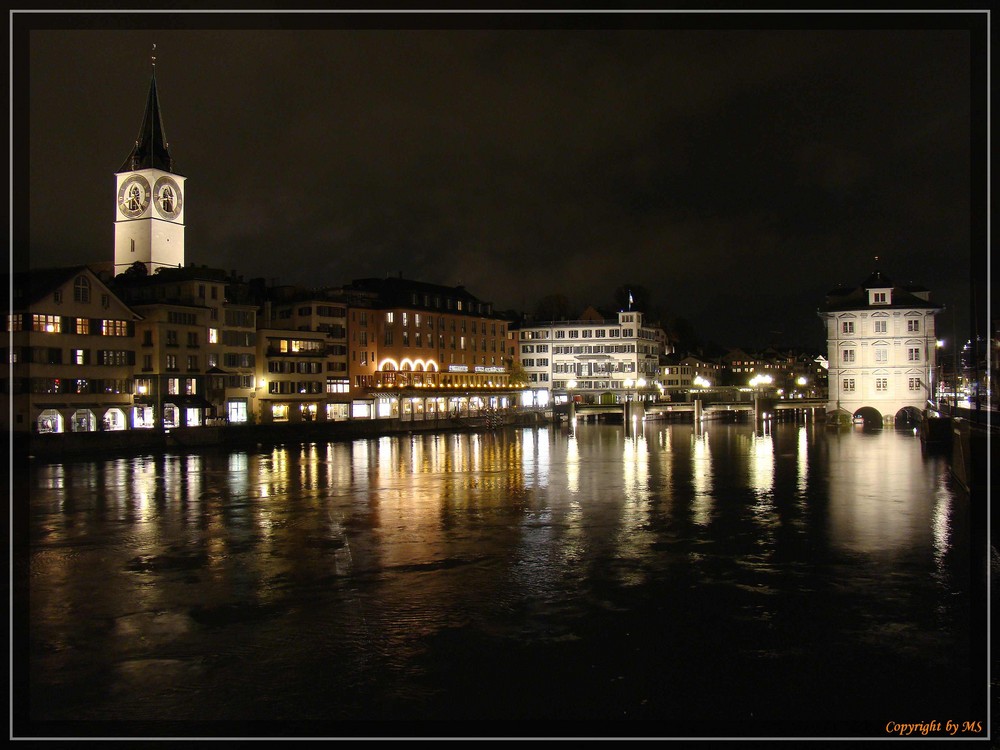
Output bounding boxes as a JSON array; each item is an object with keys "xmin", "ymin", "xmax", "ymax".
[
  {"xmin": 516, "ymin": 309, "xmax": 665, "ymax": 403},
  {"xmin": 819, "ymin": 268, "xmax": 941, "ymax": 426}
]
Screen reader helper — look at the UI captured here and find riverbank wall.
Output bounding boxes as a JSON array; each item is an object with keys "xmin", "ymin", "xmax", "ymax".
[{"xmin": 18, "ymin": 410, "xmax": 551, "ymax": 463}]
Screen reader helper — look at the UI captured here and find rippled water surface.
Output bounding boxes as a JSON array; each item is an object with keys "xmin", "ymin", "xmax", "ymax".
[{"xmin": 21, "ymin": 421, "xmax": 985, "ymax": 736}]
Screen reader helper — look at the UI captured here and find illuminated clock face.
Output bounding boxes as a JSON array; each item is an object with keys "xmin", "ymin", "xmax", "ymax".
[
  {"xmin": 117, "ymin": 174, "xmax": 151, "ymax": 219},
  {"xmin": 153, "ymin": 176, "xmax": 183, "ymax": 220}
]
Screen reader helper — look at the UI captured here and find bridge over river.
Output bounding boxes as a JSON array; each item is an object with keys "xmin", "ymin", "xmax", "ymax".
[{"xmin": 554, "ymin": 397, "xmax": 827, "ymax": 424}]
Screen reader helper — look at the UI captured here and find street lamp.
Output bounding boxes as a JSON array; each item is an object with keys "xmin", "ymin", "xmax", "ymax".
[{"xmin": 934, "ymin": 339, "xmax": 944, "ymax": 407}]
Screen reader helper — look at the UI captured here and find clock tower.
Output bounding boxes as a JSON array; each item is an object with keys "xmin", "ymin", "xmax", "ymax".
[{"xmin": 114, "ymin": 63, "xmax": 186, "ymax": 274}]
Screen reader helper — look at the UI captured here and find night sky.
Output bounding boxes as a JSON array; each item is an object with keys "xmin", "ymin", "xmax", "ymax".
[{"xmin": 15, "ymin": 11, "xmax": 987, "ymax": 352}]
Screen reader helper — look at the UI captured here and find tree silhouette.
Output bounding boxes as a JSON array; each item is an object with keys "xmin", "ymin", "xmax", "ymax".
[{"xmin": 534, "ymin": 293, "xmax": 575, "ymax": 321}]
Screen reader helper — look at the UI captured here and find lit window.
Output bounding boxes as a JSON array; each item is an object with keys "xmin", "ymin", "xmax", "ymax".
[
  {"xmin": 208, "ymin": 328, "xmax": 218, "ymax": 344},
  {"xmin": 33, "ymin": 314, "xmax": 61, "ymax": 333},
  {"xmin": 101, "ymin": 319, "xmax": 128, "ymax": 336}
]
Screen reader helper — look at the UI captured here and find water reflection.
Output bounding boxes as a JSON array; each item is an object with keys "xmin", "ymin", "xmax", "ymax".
[
  {"xmin": 26, "ymin": 421, "xmax": 972, "ymax": 725},
  {"xmin": 825, "ymin": 430, "xmax": 942, "ymax": 556},
  {"xmin": 691, "ymin": 428, "xmax": 713, "ymax": 526}
]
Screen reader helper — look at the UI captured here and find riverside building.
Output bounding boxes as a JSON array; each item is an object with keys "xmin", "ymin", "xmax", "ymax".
[
  {"xmin": 819, "ymin": 266, "xmax": 941, "ymax": 426},
  {"xmin": 341, "ymin": 277, "xmax": 516, "ymax": 419},
  {"xmin": 516, "ymin": 308, "xmax": 666, "ymax": 404},
  {"xmin": 5, "ymin": 267, "xmax": 140, "ymax": 434}
]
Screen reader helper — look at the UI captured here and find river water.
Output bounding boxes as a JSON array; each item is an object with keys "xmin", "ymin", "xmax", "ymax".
[{"xmin": 18, "ymin": 420, "xmax": 987, "ymax": 738}]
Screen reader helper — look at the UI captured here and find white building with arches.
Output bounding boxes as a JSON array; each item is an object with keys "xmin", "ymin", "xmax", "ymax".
[{"xmin": 819, "ymin": 268, "xmax": 941, "ymax": 426}]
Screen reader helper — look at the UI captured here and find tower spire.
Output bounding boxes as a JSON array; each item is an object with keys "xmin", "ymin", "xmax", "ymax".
[{"xmin": 117, "ymin": 48, "xmax": 177, "ymax": 174}]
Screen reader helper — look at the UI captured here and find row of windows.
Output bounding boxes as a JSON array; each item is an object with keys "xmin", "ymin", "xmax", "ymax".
[
  {"xmin": 842, "ymin": 377, "xmax": 922, "ymax": 392},
  {"xmin": 268, "ymin": 360, "xmax": 323, "ymax": 374},
  {"xmin": 8, "ymin": 315, "xmax": 133, "ymax": 336},
  {"xmin": 521, "ymin": 358, "xmax": 550, "ymax": 367},
  {"xmin": 553, "ymin": 362, "xmax": 637, "ymax": 375},
  {"xmin": 222, "ymin": 353, "xmax": 255, "ymax": 369},
  {"xmin": 6, "ymin": 347, "xmax": 136, "ymax": 366},
  {"xmin": 405, "ymin": 293, "xmax": 492, "ymax": 316},
  {"xmin": 268, "ymin": 338, "xmax": 324, "ymax": 354},
  {"xmin": 9, "ymin": 378, "xmax": 134, "ymax": 395},
  {"xmin": 551, "ymin": 344, "xmax": 637, "ymax": 355},
  {"xmin": 292, "ymin": 305, "xmax": 346, "ymax": 318},
  {"xmin": 326, "ymin": 378, "xmax": 350, "ymax": 394},
  {"xmin": 162, "ymin": 330, "xmax": 202, "ymax": 347},
  {"xmin": 224, "ymin": 309, "xmax": 256, "ymax": 328},
  {"xmin": 842, "ymin": 347, "xmax": 922, "ymax": 363},
  {"xmin": 384, "ymin": 312, "xmax": 504, "ymax": 336},
  {"xmin": 167, "ymin": 311, "xmax": 199, "ymax": 325},
  {"xmin": 268, "ymin": 381, "xmax": 324, "ymax": 395},
  {"xmin": 841, "ymin": 319, "xmax": 922, "ymax": 334}
]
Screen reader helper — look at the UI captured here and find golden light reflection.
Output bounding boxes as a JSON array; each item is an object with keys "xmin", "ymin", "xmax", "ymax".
[
  {"xmin": 749, "ymin": 430, "xmax": 774, "ymax": 499},
  {"xmin": 566, "ymin": 432, "xmax": 579, "ymax": 494},
  {"xmin": 352, "ymin": 439, "xmax": 372, "ymax": 488},
  {"xmin": 229, "ymin": 452, "xmax": 248, "ymax": 497},
  {"xmin": 797, "ymin": 426, "xmax": 809, "ymax": 499},
  {"xmin": 184, "ymin": 455, "xmax": 202, "ymax": 524},
  {"xmin": 931, "ymin": 476, "xmax": 952, "ymax": 573},
  {"xmin": 622, "ymin": 431, "xmax": 649, "ymax": 505},
  {"xmin": 691, "ymin": 430, "xmax": 712, "ymax": 526},
  {"xmin": 654, "ymin": 425, "xmax": 674, "ymax": 510},
  {"xmin": 748, "ymin": 431, "xmax": 777, "ymax": 528},
  {"xmin": 300, "ymin": 443, "xmax": 318, "ymax": 489}
]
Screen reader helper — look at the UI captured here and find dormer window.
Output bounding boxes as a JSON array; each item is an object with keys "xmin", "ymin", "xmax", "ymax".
[{"xmin": 870, "ymin": 290, "xmax": 890, "ymax": 305}]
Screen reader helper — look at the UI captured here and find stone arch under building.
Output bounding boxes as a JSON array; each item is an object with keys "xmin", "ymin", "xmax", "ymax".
[
  {"xmin": 894, "ymin": 405, "xmax": 922, "ymax": 429},
  {"xmin": 852, "ymin": 406, "xmax": 884, "ymax": 429}
]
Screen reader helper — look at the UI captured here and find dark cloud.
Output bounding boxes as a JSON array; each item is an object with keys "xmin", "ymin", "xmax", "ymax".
[{"xmin": 19, "ymin": 14, "xmax": 983, "ymax": 351}]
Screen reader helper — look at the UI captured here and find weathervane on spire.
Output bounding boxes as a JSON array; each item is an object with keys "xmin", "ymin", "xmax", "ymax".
[{"xmin": 151, "ymin": 43, "xmax": 156, "ymax": 68}]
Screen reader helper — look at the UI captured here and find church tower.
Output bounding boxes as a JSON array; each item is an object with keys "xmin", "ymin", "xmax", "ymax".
[{"xmin": 113, "ymin": 54, "xmax": 186, "ymax": 274}]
